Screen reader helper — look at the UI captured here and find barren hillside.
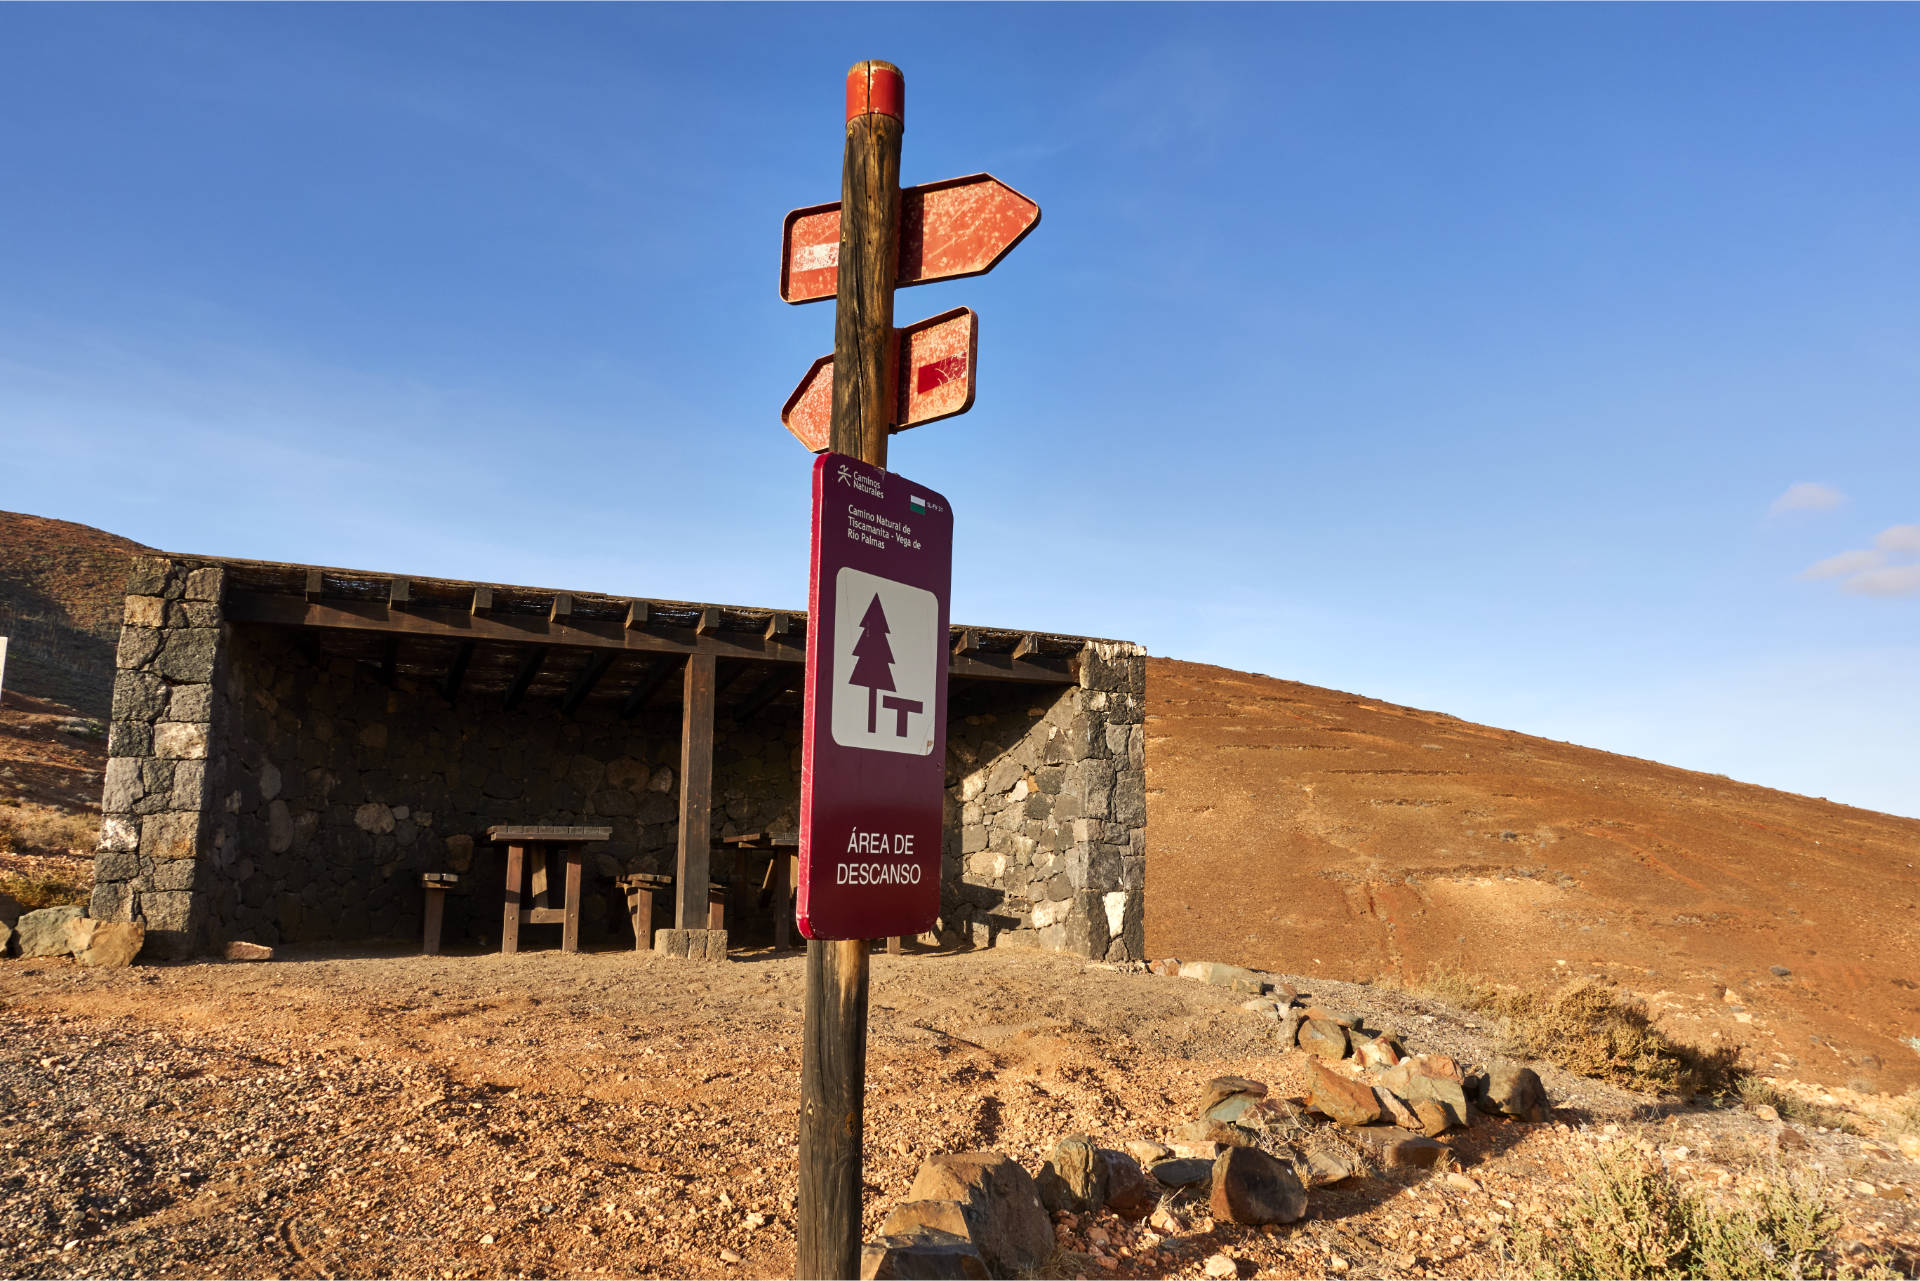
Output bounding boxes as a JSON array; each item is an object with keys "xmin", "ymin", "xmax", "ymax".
[
  {"xmin": 1144, "ymin": 658, "xmax": 1920, "ymax": 1093},
  {"xmin": 0, "ymin": 510, "xmax": 152, "ymax": 716}
]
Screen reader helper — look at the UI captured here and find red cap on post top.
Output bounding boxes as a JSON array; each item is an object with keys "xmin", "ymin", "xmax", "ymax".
[{"xmin": 846, "ymin": 60, "xmax": 904, "ymax": 122}]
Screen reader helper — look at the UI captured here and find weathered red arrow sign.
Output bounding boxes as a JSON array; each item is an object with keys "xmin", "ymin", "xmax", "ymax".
[
  {"xmin": 781, "ymin": 174, "xmax": 1040, "ymax": 304},
  {"xmin": 782, "ymin": 307, "xmax": 978, "ymax": 452}
]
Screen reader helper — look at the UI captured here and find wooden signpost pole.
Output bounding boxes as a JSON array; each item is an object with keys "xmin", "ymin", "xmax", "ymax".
[{"xmin": 796, "ymin": 58, "xmax": 903, "ymax": 1281}]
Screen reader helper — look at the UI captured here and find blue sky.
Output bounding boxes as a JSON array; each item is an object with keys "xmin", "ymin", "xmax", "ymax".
[{"xmin": 1, "ymin": 5, "xmax": 1915, "ymax": 818}]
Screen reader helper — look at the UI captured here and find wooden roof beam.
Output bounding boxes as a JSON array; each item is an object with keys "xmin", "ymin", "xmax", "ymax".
[
  {"xmin": 561, "ymin": 650, "xmax": 617, "ymax": 716},
  {"xmin": 732, "ymin": 669, "xmax": 797, "ymax": 725},
  {"xmin": 471, "ymin": 587, "xmax": 493, "ymax": 617},
  {"xmin": 223, "ymin": 593, "xmax": 1075, "ymax": 684},
  {"xmin": 441, "ymin": 641, "xmax": 475, "ymax": 704},
  {"xmin": 503, "ymin": 647, "xmax": 547, "ymax": 712},
  {"xmin": 620, "ymin": 657, "xmax": 684, "ymax": 719},
  {"xmin": 304, "ymin": 570, "xmax": 323, "ymax": 602}
]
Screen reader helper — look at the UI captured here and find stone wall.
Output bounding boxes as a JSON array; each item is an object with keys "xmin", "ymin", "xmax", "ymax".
[
  {"xmin": 90, "ymin": 558, "xmax": 1148, "ymax": 962},
  {"xmin": 92, "ymin": 558, "xmax": 229, "ymax": 960},
  {"xmin": 939, "ymin": 642, "xmax": 1147, "ymax": 962}
]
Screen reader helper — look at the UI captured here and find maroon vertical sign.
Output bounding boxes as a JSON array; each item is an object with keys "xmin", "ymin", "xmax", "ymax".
[{"xmin": 799, "ymin": 451, "xmax": 952, "ymax": 939}]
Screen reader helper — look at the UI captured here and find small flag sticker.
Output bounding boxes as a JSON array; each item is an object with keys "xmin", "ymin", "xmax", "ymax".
[{"xmin": 909, "ymin": 495, "xmax": 927, "ymax": 514}]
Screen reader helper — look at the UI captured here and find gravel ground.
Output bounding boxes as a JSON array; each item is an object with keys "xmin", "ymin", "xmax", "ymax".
[{"xmin": 1, "ymin": 944, "xmax": 1915, "ymax": 1279}]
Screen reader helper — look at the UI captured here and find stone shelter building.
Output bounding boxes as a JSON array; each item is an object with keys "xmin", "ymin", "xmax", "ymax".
[{"xmin": 93, "ymin": 556, "xmax": 1147, "ymax": 962}]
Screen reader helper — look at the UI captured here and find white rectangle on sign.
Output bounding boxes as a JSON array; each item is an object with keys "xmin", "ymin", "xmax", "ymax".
[{"xmin": 830, "ymin": 567, "xmax": 938, "ymax": 755}]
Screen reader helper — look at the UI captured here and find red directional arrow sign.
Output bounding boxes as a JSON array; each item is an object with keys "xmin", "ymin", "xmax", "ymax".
[
  {"xmin": 783, "ymin": 307, "xmax": 977, "ymax": 452},
  {"xmin": 781, "ymin": 174, "xmax": 1040, "ymax": 304}
]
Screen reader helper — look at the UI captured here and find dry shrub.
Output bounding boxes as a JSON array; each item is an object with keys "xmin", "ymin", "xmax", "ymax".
[
  {"xmin": 0, "ymin": 802, "xmax": 99, "ymax": 859},
  {"xmin": 1736, "ymin": 1076, "xmax": 1865, "ymax": 1136},
  {"xmin": 0, "ymin": 868, "xmax": 91, "ymax": 912},
  {"xmin": 1504, "ymin": 1147, "xmax": 1861, "ymax": 1279},
  {"xmin": 1404, "ymin": 966, "xmax": 1738, "ymax": 1097},
  {"xmin": 1495, "ymin": 979, "xmax": 1742, "ymax": 1097}
]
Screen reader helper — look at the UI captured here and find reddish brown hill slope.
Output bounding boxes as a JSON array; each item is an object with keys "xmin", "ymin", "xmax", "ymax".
[
  {"xmin": 0, "ymin": 510, "xmax": 152, "ymax": 715},
  {"xmin": 1144, "ymin": 657, "xmax": 1920, "ymax": 1091}
]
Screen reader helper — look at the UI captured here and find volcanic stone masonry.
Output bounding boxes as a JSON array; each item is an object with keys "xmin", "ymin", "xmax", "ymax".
[{"xmin": 90, "ymin": 556, "xmax": 1147, "ymax": 963}]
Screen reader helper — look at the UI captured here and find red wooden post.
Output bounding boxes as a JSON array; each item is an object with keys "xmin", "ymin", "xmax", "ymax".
[{"xmin": 798, "ymin": 57, "xmax": 902, "ymax": 1281}]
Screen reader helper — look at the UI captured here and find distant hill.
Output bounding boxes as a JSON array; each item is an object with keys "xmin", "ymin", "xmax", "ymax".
[
  {"xmin": 1144, "ymin": 657, "xmax": 1920, "ymax": 1092},
  {"xmin": 0, "ymin": 511, "xmax": 153, "ymax": 716}
]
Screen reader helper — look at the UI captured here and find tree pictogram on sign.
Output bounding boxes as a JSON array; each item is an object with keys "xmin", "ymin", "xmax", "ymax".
[
  {"xmin": 848, "ymin": 594, "xmax": 925, "ymax": 738},
  {"xmin": 849, "ymin": 595, "xmax": 896, "ymax": 733}
]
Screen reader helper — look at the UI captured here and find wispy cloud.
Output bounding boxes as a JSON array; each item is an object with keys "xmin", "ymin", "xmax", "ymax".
[
  {"xmin": 1769, "ymin": 481, "xmax": 1847, "ymax": 516},
  {"xmin": 1801, "ymin": 549, "xmax": 1885, "ymax": 580},
  {"xmin": 1874, "ymin": 524, "xmax": 1920, "ymax": 555},
  {"xmin": 1801, "ymin": 524, "xmax": 1920, "ymax": 598},
  {"xmin": 1845, "ymin": 565, "xmax": 1920, "ymax": 598}
]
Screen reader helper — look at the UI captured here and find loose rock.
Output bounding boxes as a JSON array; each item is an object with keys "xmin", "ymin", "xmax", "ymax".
[
  {"xmin": 861, "ymin": 1234, "xmax": 989, "ymax": 1280},
  {"xmin": 903, "ymin": 1153, "xmax": 1053, "ymax": 1277},
  {"xmin": 16, "ymin": 906, "xmax": 85, "ymax": 958},
  {"xmin": 1209, "ymin": 1146, "xmax": 1307, "ymax": 1226},
  {"xmin": 1200, "ymin": 1074, "xmax": 1269, "ymax": 1114},
  {"xmin": 75, "ymin": 921, "xmax": 144, "ymax": 968},
  {"xmin": 1480, "ymin": 1063, "xmax": 1550, "ymax": 1123},
  {"xmin": 1172, "ymin": 1117, "xmax": 1258, "ymax": 1151},
  {"xmin": 1148, "ymin": 1157, "xmax": 1212, "ymax": 1188},
  {"xmin": 1124, "ymin": 1140, "xmax": 1171, "ymax": 1166},
  {"xmin": 62, "ymin": 917, "xmax": 100, "ymax": 957},
  {"xmin": 1298, "ymin": 1019, "xmax": 1351, "ymax": 1060},
  {"xmin": 1204, "ymin": 1253, "xmax": 1239, "ymax": 1279},
  {"xmin": 1098, "ymin": 1149, "xmax": 1157, "ymax": 1220},
  {"xmin": 1351, "ymin": 1126, "xmax": 1449, "ymax": 1169},
  {"xmin": 1036, "ymin": 1135, "xmax": 1107, "ymax": 1213},
  {"xmin": 1305, "ymin": 1060, "xmax": 1383, "ymax": 1128},
  {"xmin": 1305, "ymin": 1149, "xmax": 1357, "ymax": 1186},
  {"xmin": 223, "ymin": 940, "xmax": 275, "ymax": 961}
]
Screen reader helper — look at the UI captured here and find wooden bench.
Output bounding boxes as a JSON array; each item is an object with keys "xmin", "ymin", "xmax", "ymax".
[
  {"xmin": 420, "ymin": 872, "xmax": 460, "ymax": 955},
  {"xmin": 489, "ymin": 825, "xmax": 611, "ymax": 954},
  {"xmin": 617, "ymin": 872, "xmax": 726, "ymax": 951}
]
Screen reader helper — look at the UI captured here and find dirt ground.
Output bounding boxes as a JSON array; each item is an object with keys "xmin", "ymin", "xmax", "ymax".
[
  {"xmin": 1144, "ymin": 658, "xmax": 1920, "ymax": 1095},
  {"xmin": 3, "ymin": 944, "xmax": 1916, "ymax": 1280}
]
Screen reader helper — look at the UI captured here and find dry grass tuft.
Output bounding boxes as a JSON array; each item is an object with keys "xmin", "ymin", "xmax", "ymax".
[
  {"xmin": 1398, "ymin": 967, "xmax": 1740, "ymax": 1097},
  {"xmin": 1735, "ymin": 1076, "xmax": 1865, "ymax": 1136},
  {"xmin": 0, "ymin": 800, "xmax": 99, "ymax": 859},
  {"xmin": 0, "ymin": 868, "xmax": 91, "ymax": 912},
  {"xmin": 1503, "ymin": 1147, "xmax": 1872, "ymax": 1279}
]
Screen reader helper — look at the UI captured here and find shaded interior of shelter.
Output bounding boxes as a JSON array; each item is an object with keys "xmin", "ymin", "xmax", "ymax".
[{"xmin": 204, "ymin": 560, "xmax": 1087, "ymax": 953}]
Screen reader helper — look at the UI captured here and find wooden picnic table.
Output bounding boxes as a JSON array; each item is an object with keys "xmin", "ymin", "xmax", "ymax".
[
  {"xmin": 715, "ymin": 831, "xmax": 799, "ymax": 950},
  {"xmin": 490, "ymin": 825, "xmax": 611, "ymax": 954}
]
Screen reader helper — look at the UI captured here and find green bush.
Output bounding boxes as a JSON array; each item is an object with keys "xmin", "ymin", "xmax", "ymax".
[{"xmin": 1505, "ymin": 1147, "xmax": 1850, "ymax": 1280}]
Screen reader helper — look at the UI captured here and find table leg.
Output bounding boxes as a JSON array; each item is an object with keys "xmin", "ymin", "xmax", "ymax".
[
  {"xmin": 562, "ymin": 847, "xmax": 583, "ymax": 954},
  {"xmin": 629, "ymin": 887, "xmax": 652, "ymax": 951},
  {"xmin": 501, "ymin": 844, "xmax": 524, "ymax": 954},
  {"xmin": 887, "ymin": 936, "xmax": 902, "ymax": 955},
  {"xmin": 423, "ymin": 887, "xmax": 445, "ymax": 956},
  {"xmin": 774, "ymin": 852, "xmax": 792, "ymax": 951},
  {"xmin": 734, "ymin": 849, "xmax": 748, "ymax": 944}
]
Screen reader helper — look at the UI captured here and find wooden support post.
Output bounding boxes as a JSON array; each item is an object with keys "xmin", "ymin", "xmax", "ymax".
[
  {"xmin": 674, "ymin": 653, "xmax": 716, "ymax": 930},
  {"xmin": 501, "ymin": 843, "xmax": 524, "ymax": 954},
  {"xmin": 799, "ymin": 56, "xmax": 902, "ymax": 1281}
]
